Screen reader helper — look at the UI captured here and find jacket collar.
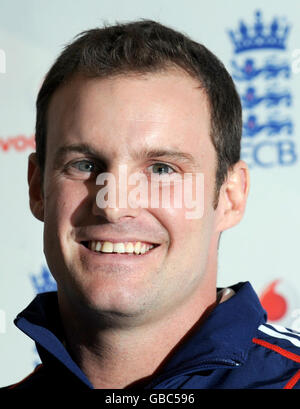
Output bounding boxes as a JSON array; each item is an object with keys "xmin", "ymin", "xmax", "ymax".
[
  {"xmin": 149, "ymin": 282, "xmax": 266, "ymax": 381},
  {"xmin": 14, "ymin": 292, "xmax": 93, "ymax": 388},
  {"xmin": 14, "ymin": 281, "xmax": 266, "ymax": 388}
]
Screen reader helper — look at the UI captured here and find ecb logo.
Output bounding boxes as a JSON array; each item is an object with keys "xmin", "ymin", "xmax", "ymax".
[{"xmin": 228, "ymin": 10, "xmax": 297, "ymax": 168}]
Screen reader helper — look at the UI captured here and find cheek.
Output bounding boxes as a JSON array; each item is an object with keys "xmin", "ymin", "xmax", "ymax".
[
  {"xmin": 150, "ymin": 206, "xmax": 208, "ymax": 250},
  {"xmin": 43, "ymin": 180, "xmax": 90, "ymax": 237},
  {"xmin": 149, "ymin": 174, "xmax": 216, "ymax": 253}
]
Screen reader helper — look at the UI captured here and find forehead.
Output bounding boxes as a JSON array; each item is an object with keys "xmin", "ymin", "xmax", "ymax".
[{"xmin": 46, "ymin": 71, "xmax": 214, "ymax": 165}]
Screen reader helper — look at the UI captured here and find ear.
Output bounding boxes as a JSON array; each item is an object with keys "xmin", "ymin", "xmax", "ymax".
[
  {"xmin": 28, "ymin": 152, "xmax": 44, "ymax": 222},
  {"xmin": 215, "ymin": 160, "xmax": 250, "ymax": 232}
]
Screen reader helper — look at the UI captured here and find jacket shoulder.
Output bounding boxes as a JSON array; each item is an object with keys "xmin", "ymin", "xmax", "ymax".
[
  {"xmin": 251, "ymin": 323, "xmax": 300, "ymax": 389},
  {"xmin": 253, "ymin": 323, "xmax": 300, "ymax": 355}
]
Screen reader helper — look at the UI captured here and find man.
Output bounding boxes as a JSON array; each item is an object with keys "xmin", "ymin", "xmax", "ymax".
[{"xmin": 3, "ymin": 20, "xmax": 300, "ymax": 390}]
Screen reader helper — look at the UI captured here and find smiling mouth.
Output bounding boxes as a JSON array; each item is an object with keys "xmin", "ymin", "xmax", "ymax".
[{"xmin": 81, "ymin": 241, "xmax": 160, "ymax": 255}]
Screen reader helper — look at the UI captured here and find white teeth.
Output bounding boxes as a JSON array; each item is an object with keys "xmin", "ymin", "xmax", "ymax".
[
  {"xmin": 101, "ymin": 241, "xmax": 113, "ymax": 252},
  {"xmin": 95, "ymin": 241, "xmax": 102, "ymax": 252},
  {"xmin": 113, "ymin": 243, "xmax": 125, "ymax": 253},
  {"xmin": 87, "ymin": 240, "xmax": 156, "ymax": 255},
  {"xmin": 125, "ymin": 242, "xmax": 134, "ymax": 253},
  {"xmin": 134, "ymin": 241, "xmax": 141, "ymax": 254}
]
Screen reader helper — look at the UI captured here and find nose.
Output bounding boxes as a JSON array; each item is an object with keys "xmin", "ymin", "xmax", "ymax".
[{"xmin": 92, "ymin": 166, "xmax": 145, "ymax": 223}]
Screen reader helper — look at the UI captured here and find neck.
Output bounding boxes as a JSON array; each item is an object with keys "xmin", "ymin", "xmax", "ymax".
[{"xmin": 58, "ymin": 279, "xmax": 217, "ymax": 389}]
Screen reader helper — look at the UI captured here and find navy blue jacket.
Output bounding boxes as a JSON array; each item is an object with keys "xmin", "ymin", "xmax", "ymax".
[{"xmin": 2, "ymin": 282, "xmax": 300, "ymax": 389}]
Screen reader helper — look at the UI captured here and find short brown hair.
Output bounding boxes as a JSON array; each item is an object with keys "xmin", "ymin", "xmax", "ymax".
[{"xmin": 35, "ymin": 19, "xmax": 242, "ymax": 208}]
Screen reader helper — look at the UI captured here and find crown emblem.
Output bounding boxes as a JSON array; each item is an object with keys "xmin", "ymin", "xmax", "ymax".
[
  {"xmin": 30, "ymin": 265, "xmax": 57, "ymax": 293},
  {"xmin": 229, "ymin": 10, "xmax": 290, "ymax": 53}
]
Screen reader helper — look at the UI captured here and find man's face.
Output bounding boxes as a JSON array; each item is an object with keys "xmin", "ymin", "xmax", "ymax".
[{"xmin": 41, "ymin": 70, "xmax": 221, "ymax": 323}]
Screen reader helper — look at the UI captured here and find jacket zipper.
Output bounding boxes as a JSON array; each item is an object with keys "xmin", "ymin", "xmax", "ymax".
[
  {"xmin": 198, "ymin": 358, "xmax": 241, "ymax": 367},
  {"xmin": 146, "ymin": 358, "xmax": 242, "ymax": 388}
]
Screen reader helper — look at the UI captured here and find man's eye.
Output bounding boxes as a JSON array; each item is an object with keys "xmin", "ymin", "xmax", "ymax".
[
  {"xmin": 148, "ymin": 163, "xmax": 175, "ymax": 175},
  {"xmin": 71, "ymin": 160, "xmax": 96, "ymax": 173}
]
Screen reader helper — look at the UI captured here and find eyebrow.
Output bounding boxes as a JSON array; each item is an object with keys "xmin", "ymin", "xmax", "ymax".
[
  {"xmin": 132, "ymin": 147, "xmax": 197, "ymax": 165},
  {"xmin": 54, "ymin": 144, "xmax": 102, "ymax": 161},
  {"xmin": 54, "ymin": 143, "xmax": 197, "ymax": 166}
]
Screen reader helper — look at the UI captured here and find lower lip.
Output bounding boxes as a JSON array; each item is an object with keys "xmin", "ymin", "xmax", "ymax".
[{"xmin": 79, "ymin": 243, "xmax": 161, "ymax": 263}]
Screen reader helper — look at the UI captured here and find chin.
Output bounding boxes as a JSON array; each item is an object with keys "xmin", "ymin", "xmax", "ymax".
[{"xmin": 66, "ymin": 277, "xmax": 153, "ymax": 323}]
